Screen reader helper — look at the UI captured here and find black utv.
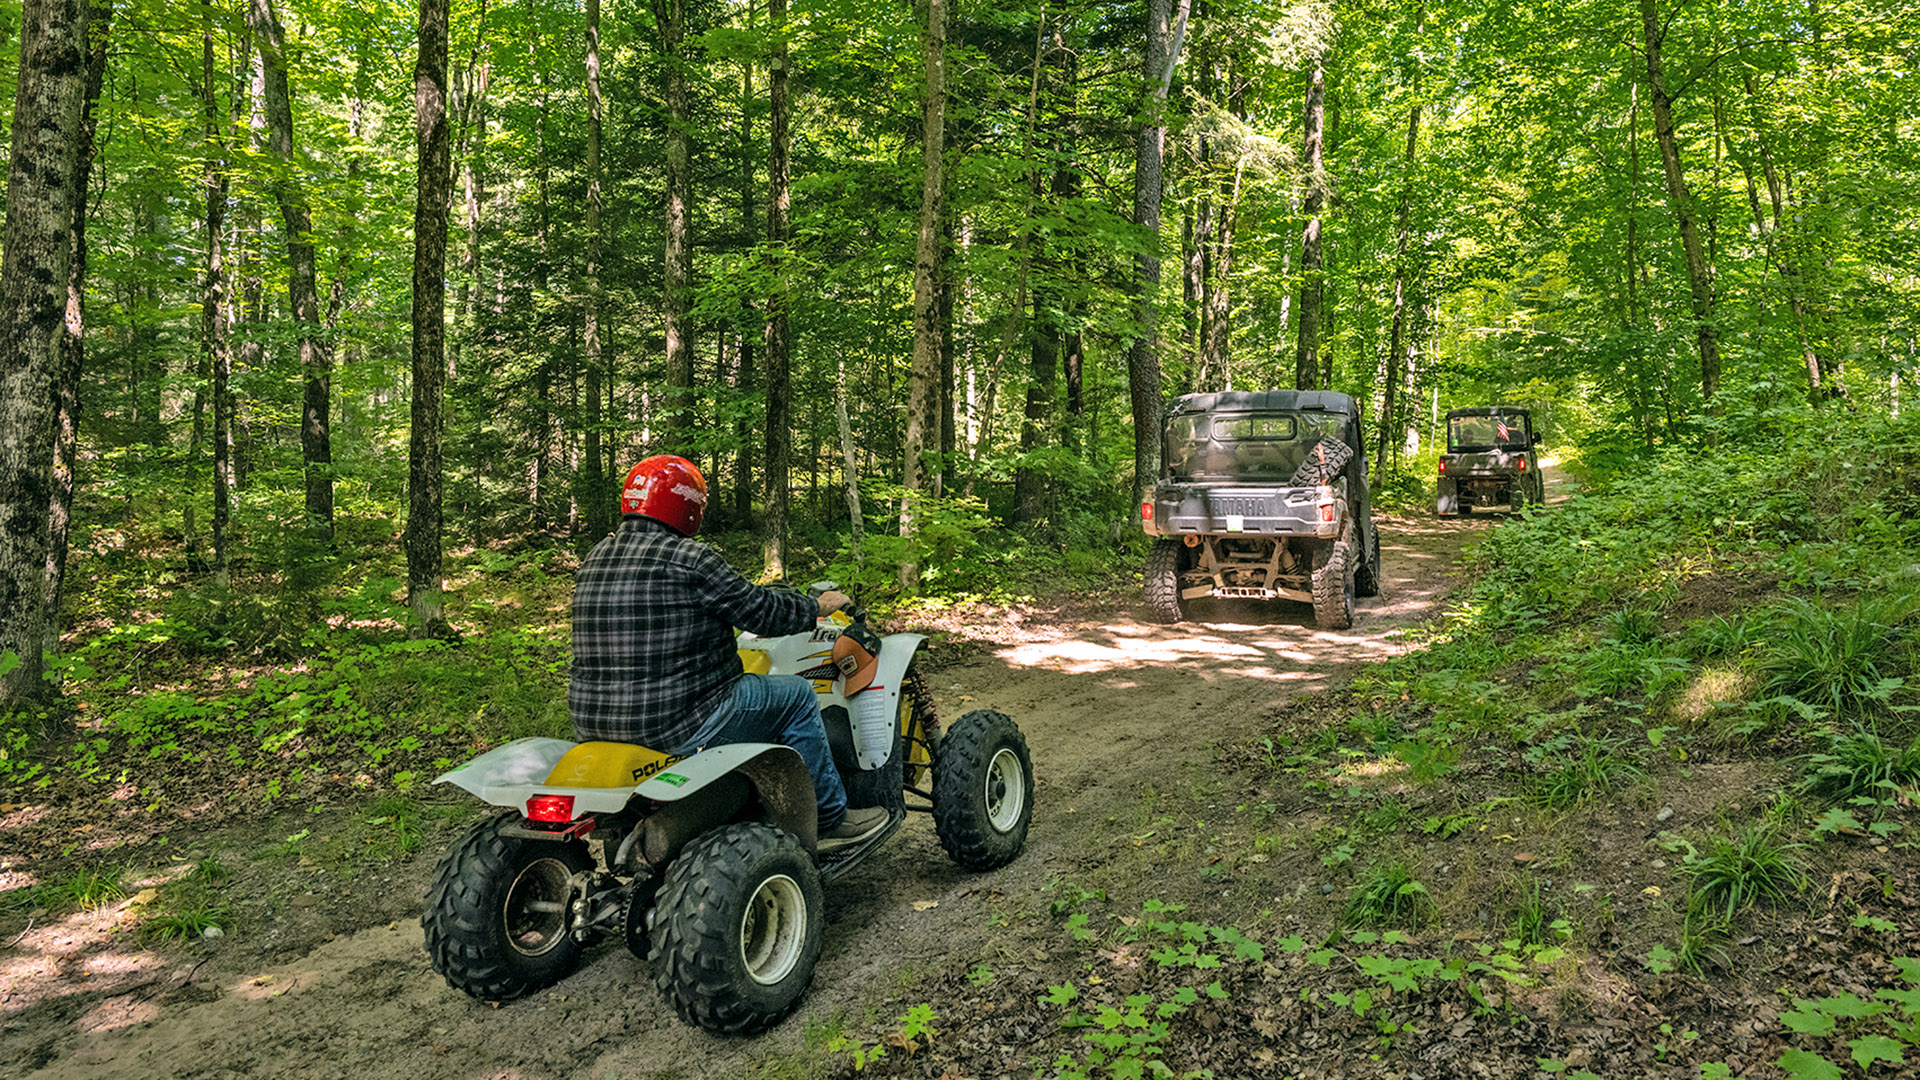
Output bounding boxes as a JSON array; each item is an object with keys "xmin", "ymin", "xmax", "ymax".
[
  {"xmin": 1436, "ymin": 407, "xmax": 1544, "ymax": 516},
  {"xmin": 1140, "ymin": 390, "xmax": 1381, "ymax": 629}
]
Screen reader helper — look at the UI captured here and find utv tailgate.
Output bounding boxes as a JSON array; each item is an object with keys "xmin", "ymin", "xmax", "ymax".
[{"xmin": 1149, "ymin": 485, "xmax": 1340, "ymax": 538}]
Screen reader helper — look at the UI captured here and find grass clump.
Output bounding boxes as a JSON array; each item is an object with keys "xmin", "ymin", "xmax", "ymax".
[
  {"xmin": 1802, "ymin": 728, "xmax": 1920, "ymax": 802},
  {"xmin": 1342, "ymin": 862, "xmax": 1431, "ymax": 929},
  {"xmin": 1756, "ymin": 592, "xmax": 1919, "ymax": 719},
  {"xmin": 1682, "ymin": 824, "xmax": 1805, "ymax": 921},
  {"xmin": 1528, "ymin": 735, "xmax": 1644, "ymax": 809}
]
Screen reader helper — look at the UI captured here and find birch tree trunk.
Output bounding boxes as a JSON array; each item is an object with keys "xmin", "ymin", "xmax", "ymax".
[
  {"xmin": 660, "ymin": 0, "xmax": 694, "ymax": 441},
  {"xmin": 202, "ymin": 23, "xmax": 233, "ymax": 590},
  {"xmin": 0, "ymin": 0, "xmax": 92, "ymax": 706},
  {"xmin": 1294, "ymin": 61, "xmax": 1327, "ymax": 391},
  {"xmin": 247, "ymin": 0, "xmax": 335, "ymax": 537},
  {"xmin": 1640, "ymin": 0, "xmax": 1721, "ymax": 408},
  {"xmin": 900, "ymin": 0, "xmax": 946, "ymax": 589},
  {"xmin": 581, "ymin": 0, "xmax": 609, "ymax": 544},
  {"xmin": 408, "ymin": 0, "xmax": 451, "ymax": 638}
]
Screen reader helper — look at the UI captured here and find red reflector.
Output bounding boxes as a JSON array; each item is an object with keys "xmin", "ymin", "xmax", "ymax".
[
  {"xmin": 1438, "ymin": 458, "xmax": 1447, "ymax": 474},
  {"xmin": 1142, "ymin": 501, "xmax": 1154, "ymax": 521},
  {"xmin": 526, "ymin": 795, "xmax": 576, "ymax": 823},
  {"xmin": 1518, "ymin": 458, "xmax": 1528, "ymax": 471}
]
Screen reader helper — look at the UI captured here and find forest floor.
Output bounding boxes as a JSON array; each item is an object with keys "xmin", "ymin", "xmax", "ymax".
[{"xmin": 12, "ymin": 464, "xmax": 1904, "ymax": 1080}]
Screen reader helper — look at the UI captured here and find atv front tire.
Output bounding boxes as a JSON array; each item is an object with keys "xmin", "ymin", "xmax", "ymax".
[
  {"xmin": 1311, "ymin": 541, "xmax": 1355, "ymax": 630},
  {"xmin": 422, "ymin": 813, "xmax": 592, "ymax": 1002},
  {"xmin": 649, "ymin": 822, "xmax": 824, "ymax": 1035},
  {"xmin": 1354, "ymin": 525, "xmax": 1382, "ymax": 599},
  {"xmin": 932, "ymin": 710, "xmax": 1034, "ymax": 871},
  {"xmin": 1145, "ymin": 538, "xmax": 1187, "ymax": 624}
]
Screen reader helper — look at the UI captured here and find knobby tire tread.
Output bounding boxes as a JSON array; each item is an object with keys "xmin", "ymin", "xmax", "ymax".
[
  {"xmin": 1311, "ymin": 542, "xmax": 1354, "ymax": 629},
  {"xmin": 932, "ymin": 710, "xmax": 1033, "ymax": 871},
  {"xmin": 648, "ymin": 822, "xmax": 822, "ymax": 1036},
  {"xmin": 421, "ymin": 813, "xmax": 591, "ymax": 1002},
  {"xmin": 1145, "ymin": 538, "xmax": 1186, "ymax": 624}
]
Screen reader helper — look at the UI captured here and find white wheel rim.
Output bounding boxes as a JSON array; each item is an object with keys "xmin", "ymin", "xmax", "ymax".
[
  {"xmin": 740, "ymin": 874, "xmax": 807, "ymax": 986},
  {"xmin": 984, "ymin": 747, "xmax": 1026, "ymax": 832}
]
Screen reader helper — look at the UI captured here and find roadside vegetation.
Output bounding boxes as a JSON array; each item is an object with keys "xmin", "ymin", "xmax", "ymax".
[{"xmin": 816, "ymin": 412, "xmax": 1920, "ymax": 1079}]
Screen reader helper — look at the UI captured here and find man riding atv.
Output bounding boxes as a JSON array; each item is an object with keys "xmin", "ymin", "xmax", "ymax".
[{"xmin": 570, "ymin": 454, "xmax": 889, "ymax": 849}]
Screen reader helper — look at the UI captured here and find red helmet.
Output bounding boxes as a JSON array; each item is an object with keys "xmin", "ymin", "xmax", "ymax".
[{"xmin": 620, "ymin": 455, "xmax": 707, "ymax": 536}]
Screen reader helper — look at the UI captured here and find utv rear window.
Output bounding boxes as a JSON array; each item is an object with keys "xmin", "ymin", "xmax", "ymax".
[{"xmin": 1213, "ymin": 414, "xmax": 1297, "ymax": 440}]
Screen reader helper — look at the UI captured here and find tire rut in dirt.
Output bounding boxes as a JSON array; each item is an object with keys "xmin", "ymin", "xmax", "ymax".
[
  {"xmin": 648, "ymin": 821, "xmax": 824, "ymax": 1036},
  {"xmin": 421, "ymin": 812, "xmax": 592, "ymax": 1002},
  {"xmin": 932, "ymin": 709, "xmax": 1034, "ymax": 871},
  {"xmin": 1144, "ymin": 538, "xmax": 1187, "ymax": 624},
  {"xmin": 1311, "ymin": 541, "xmax": 1354, "ymax": 629}
]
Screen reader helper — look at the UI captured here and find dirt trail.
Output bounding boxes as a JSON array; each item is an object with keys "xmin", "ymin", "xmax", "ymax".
[{"xmin": 5, "ymin": 495, "xmax": 1535, "ymax": 1080}]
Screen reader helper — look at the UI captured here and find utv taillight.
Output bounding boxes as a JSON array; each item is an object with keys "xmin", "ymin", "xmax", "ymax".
[
  {"xmin": 526, "ymin": 794, "xmax": 576, "ymax": 823},
  {"xmin": 1142, "ymin": 501, "xmax": 1154, "ymax": 521},
  {"xmin": 1319, "ymin": 503, "xmax": 1336, "ymax": 524},
  {"xmin": 1438, "ymin": 458, "xmax": 1448, "ymax": 475},
  {"xmin": 1517, "ymin": 457, "xmax": 1528, "ymax": 472}
]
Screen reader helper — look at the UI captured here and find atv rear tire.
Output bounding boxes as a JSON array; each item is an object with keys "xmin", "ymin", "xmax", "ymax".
[
  {"xmin": 1145, "ymin": 538, "xmax": 1187, "ymax": 624},
  {"xmin": 650, "ymin": 822, "xmax": 824, "ymax": 1035},
  {"xmin": 1311, "ymin": 542, "xmax": 1355, "ymax": 630},
  {"xmin": 932, "ymin": 710, "xmax": 1034, "ymax": 871},
  {"xmin": 422, "ymin": 813, "xmax": 592, "ymax": 1002},
  {"xmin": 1354, "ymin": 525, "xmax": 1382, "ymax": 599}
]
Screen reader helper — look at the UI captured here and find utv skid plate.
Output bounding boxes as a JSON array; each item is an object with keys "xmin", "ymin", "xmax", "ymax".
[{"xmin": 1188, "ymin": 583, "xmax": 1313, "ymax": 602}]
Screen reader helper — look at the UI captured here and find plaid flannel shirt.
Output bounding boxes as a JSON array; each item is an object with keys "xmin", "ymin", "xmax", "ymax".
[{"xmin": 568, "ymin": 517, "xmax": 816, "ymax": 748}]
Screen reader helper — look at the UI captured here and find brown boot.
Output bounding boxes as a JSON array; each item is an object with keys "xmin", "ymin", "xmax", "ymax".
[{"xmin": 820, "ymin": 806, "xmax": 888, "ymax": 849}]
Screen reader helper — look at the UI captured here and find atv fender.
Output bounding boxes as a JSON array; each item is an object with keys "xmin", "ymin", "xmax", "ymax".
[
  {"xmin": 639, "ymin": 742, "xmax": 819, "ymax": 855},
  {"xmin": 847, "ymin": 634, "xmax": 927, "ymax": 769},
  {"xmin": 436, "ymin": 739, "xmax": 817, "ymax": 854}
]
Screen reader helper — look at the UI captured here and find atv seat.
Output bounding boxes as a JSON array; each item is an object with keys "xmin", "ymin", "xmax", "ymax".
[{"xmin": 544, "ymin": 740, "xmax": 684, "ymax": 789}]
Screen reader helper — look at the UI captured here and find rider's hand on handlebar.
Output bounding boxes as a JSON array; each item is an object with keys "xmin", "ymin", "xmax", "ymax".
[{"xmin": 815, "ymin": 590, "xmax": 853, "ymax": 617}]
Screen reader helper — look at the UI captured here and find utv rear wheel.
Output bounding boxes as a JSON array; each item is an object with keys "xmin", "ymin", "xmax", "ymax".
[
  {"xmin": 1353, "ymin": 525, "xmax": 1382, "ymax": 599},
  {"xmin": 1144, "ymin": 538, "xmax": 1188, "ymax": 624},
  {"xmin": 422, "ymin": 813, "xmax": 592, "ymax": 1002},
  {"xmin": 1311, "ymin": 542, "xmax": 1355, "ymax": 630},
  {"xmin": 933, "ymin": 710, "xmax": 1034, "ymax": 871},
  {"xmin": 649, "ymin": 822, "xmax": 823, "ymax": 1036}
]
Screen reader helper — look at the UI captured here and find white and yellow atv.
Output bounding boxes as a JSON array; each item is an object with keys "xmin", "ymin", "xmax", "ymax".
[{"xmin": 420, "ymin": 589, "xmax": 1034, "ymax": 1035}]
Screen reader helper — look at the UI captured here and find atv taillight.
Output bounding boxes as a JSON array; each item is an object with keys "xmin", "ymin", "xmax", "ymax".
[
  {"xmin": 1142, "ymin": 501, "xmax": 1154, "ymax": 521},
  {"xmin": 525, "ymin": 794, "xmax": 576, "ymax": 823}
]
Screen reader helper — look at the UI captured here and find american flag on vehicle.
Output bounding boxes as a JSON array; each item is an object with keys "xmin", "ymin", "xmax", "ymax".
[{"xmin": 1496, "ymin": 418, "xmax": 1511, "ymax": 441}]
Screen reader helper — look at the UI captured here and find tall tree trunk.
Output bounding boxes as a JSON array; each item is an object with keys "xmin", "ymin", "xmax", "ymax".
[
  {"xmin": 660, "ymin": 0, "xmax": 694, "ymax": 441},
  {"xmin": 734, "ymin": 40, "xmax": 755, "ymax": 523},
  {"xmin": 45, "ymin": 0, "xmax": 111, "ymax": 661},
  {"xmin": 1735, "ymin": 56, "xmax": 1826, "ymax": 402},
  {"xmin": 1639, "ymin": 0, "xmax": 1721, "ymax": 408},
  {"xmin": 1294, "ymin": 60, "xmax": 1327, "ymax": 391},
  {"xmin": 530, "ymin": 59, "xmax": 551, "ymax": 527},
  {"xmin": 455, "ymin": 4, "xmax": 490, "ymax": 374},
  {"xmin": 0, "ymin": 0, "xmax": 92, "ymax": 706},
  {"xmin": 762, "ymin": 0, "xmax": 792, "ymax": 579},
  {"xmin": 247, "ymin": 0, "xmax": 334, "ymax": 537},
  {"xmin": 581, "ymin": 0, "xmax": 609, "ymax": 545},
  {"xmin": 201, "ymin": 23, "xmax": 233, "ymax": 591},
  {"xmin": 408, "ymin": 0, "xmax": 451, "ymax": 638},
  {"xmin": 900, "ymin": 0, "xmax": 947, "ymax": 589},
  {"xmin": 1378, "ymin": 2, "xmax": 1422, "ymax": 472},
  {"xmin": 1126, "ymin": 0, "xmax": 1189, "ymax": 515},
  {"xmin": 835, "ymin": 354, "xmax": 863, "ymax": 553}
]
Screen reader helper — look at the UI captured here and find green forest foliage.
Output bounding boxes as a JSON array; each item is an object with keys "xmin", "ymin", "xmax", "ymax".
[{"xmin": 0, "ymin": 0, "xmax": 1915, "ymax": 701}]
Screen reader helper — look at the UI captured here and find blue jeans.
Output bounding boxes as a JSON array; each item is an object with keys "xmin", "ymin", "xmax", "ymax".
[{"xmin": 673, "ymin": 674, "xmax": 848, "ymax": 830}]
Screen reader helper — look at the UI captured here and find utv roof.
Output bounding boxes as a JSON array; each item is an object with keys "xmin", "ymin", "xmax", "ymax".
[
  {"xmin": 1445, "ymin": 406, "xmax": 1531, "ymax": 419},
  {"xmin": 1168, "ymin": 390, "xmax": 1360, "ymax": 417}
]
